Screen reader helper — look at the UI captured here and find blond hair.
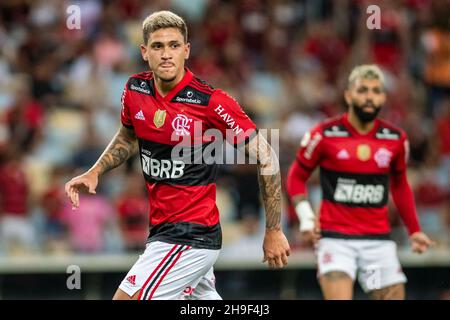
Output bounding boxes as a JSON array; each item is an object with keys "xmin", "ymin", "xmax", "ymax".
[
  {"xmin": 142, "ymin": 11, "xmax": 187, "ymax": 44},
  {"xmin": 348, "ymin": 64, "xmax": 385, "ymax": 88}
]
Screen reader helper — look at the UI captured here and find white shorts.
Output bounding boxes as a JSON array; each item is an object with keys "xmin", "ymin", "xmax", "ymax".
[
  {"xmin": 316, "ymin": 238, "xmax": 407, "ymax": 293},
  {"xmin": 119, "ymin": 241, "xmax": 221, "ymax": 300}
]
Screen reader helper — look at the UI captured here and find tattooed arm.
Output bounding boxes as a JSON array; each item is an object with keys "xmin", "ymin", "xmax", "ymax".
[
  {"xmin": 245, "ymin": 132, "xmax": 290, "ymax": 269},
  {"xmin": 65, "ymin": 125, "xmax": 138, "ymax": 209},
  {"xmin": 90, "ymin": 126, "xmax": 138, "ymax": 176}
]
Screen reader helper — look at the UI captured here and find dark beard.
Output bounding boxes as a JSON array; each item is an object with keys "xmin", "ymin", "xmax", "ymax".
[{"xmin": 352, "ymin": 102, "xmax": 381, "ymax": 123}]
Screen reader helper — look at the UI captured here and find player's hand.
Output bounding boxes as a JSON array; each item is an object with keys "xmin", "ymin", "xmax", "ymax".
[
  {"xmin": 301, "ymin": 226, "xmax": 321, "ymax": 246},
  {"xmin": 410, "ymin": 232, "xmax": 435, "ymax": 254},
  {"xmin": 301, "ymin": 216, "xmax": 321, "ymax": 246},
  {"xmin": 262, "ymin": 228, "xmax": 291, "ymax": 269},
  {"xmin": 64, "ymin": 171, "xmax": 99, "ymax": 210}
]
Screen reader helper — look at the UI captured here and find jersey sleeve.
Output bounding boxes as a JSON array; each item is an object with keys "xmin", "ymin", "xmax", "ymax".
[
  {"xmin": 120, "ymin": 81, "xmax": 133, "ymax": 129},
  {"xmin": 391, "ymin": 132, "xmax": 409, "ymax": 173},
  {"xmin": 295, "ymin": 124, "xmax": 324, "ymax": 172},
  {"xmin": 208, "ymin": 89, "xmax": 257, "ymax": 146}
]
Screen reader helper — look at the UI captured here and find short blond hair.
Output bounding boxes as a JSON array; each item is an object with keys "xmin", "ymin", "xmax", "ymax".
[
  {"xmin": 142, "ymin": 11, "xmax": 187, "ymax": 44},
  {"xmin": 348, "ymin": 64, "xmax": 385, "ymax": 88}
]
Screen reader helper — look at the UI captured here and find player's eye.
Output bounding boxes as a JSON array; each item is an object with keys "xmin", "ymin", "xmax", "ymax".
[
  {"xmin": 357, "ymin": 87, "xmax": 367, "ymax": 93},
  {"xmin": 151, "ymin": 43, "xmax": 162, "ymax": 49},
  {"xmin": 372, "ymin": 88, "xmax": 382, "ymax": 94},
  {"xmin": 171, "ymin": 43, "xmax": 181, "ymax": 49}
]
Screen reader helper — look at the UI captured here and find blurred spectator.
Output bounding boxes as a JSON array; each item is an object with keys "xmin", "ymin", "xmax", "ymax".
[
  {"xmin": 436, "ymin": 97, "xmax": 450, "ymax": 159},
  {"xmin": 6, "ymin": 86, "xmax": 44, "ymax": 153},
  {"xmin": 115, "ymin": 172, "xmax": 149, "ymax": 252},
  {"xmin": 229, "ymin": 164, "xmax": 261, "ymax": 221},
  {"xmin": 414, "ymin": 165, "xmax": 449, "ymax": 247},
  {"xmin": 40, "ymin": 166, "xmax": 69, "ymax": 253},
  {"xmin": 420, "ymin": 0, "xmax": 450, "ymax": 117},
  {"xmin": 71, "ymin": 111, "xmax": 104, "ymax": 170},
  {"xmin": 60, "ymin": 192, "xmax": 120, "ymax": 253},
  {"xmin": 221, "ymin": 213, "xmax": 264, "ymax": 261},
  {"xmin": 0, "ymin": 147, "xmax": 36, "ymax": 254}
]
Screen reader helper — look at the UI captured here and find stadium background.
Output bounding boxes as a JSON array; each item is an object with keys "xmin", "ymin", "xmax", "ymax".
[{"xmin": 0, "ymin": 0, "xmax": 449, "ymax": 299}]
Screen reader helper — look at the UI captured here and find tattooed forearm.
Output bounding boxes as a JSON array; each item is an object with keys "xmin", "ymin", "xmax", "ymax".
[
  {"xmin": 89, "ymin": 126, "xmax": 138, "ymax": 176},
  {"xmin": 258, "ymin": 167, "xmax": 282, "ymax": 230},
  {"xmin": 246, "ymin": 133, "xmax": 281, "ymax": 230}
]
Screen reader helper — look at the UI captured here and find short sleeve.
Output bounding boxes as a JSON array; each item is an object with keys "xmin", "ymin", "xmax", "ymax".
[
  {"xmin": 295, "ymin": 124, "xmax": 323, "ymax": 172},
  {"xmin": 391, "ymin": 133, "xmax": 409, "ymax": 173},
  {"xmin": 120, "ymin": 82, "xmax": 133, "ymax": 128},
  {"xmin": 208, "ymin": 89, "xmax": 257, "ymax": 146}
]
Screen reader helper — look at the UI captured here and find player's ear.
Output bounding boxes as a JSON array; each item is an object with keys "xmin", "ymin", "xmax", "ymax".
[
  {"xmin": 184, "ymin": 42, "xmax": 190, "ymax": 60},
  {"xmin": 379, "ymin": 91, "xmax": 387, "ymax": 105},
  {"xmin": 344, "ymin": 89, "xmax": 352, "ymax": 106},
  {"xmin": 140, "ymin": 44, "xmax": 148, "ymax": 61}
]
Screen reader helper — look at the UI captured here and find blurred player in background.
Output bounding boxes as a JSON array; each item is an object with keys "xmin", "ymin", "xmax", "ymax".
[
  {"xmin": 65, "ymin": 10, "xmax": 290, "ymax": 300},
  {"xmin": 287, "ymin": 64, "xmax": 434, "ymax": 300}
]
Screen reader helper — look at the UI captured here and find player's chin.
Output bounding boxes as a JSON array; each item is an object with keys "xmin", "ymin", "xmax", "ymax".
[{"xmin": 157, "ymin": 71, "xmax": 177, "ymax": 82}]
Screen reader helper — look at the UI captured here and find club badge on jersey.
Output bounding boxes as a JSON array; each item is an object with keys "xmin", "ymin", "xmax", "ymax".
[{"xmin": 374, "ymin": 148, "xmax": 393, "ymax": 168}]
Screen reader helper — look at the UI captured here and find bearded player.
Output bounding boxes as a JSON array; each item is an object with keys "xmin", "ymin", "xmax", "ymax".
[
  {"xmin": 65, "ymin": 11, "xmax": 290, "ymax": 300},
  {"xmin": 286, "ymin": 64, "xmax": 434, "ymax": 300}
]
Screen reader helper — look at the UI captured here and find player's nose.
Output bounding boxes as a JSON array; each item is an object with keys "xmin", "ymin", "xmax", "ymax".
[{"xmin": 161, "ymin": 48, "xmax": 171, "ymax": 59}]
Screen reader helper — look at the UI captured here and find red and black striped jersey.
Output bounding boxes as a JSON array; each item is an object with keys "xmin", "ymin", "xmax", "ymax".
[
  {"xmin": 294, "ymin": 113, "xmax": 410, "ymax": 238},
  {"xmin": 120, "ymin": 68, "xmax": 257, "ymax": 249}
]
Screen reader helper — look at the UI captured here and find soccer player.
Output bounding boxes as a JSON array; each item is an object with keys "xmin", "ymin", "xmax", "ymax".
[
  {"xmin": 286, "ymin": 65, "xmax": 434, "ymax": 300},
  {"xmin": 65, "ymin": 11, "xmax": 290, "ymax": 300}
]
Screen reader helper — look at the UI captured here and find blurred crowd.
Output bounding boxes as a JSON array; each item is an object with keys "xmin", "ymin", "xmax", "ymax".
[{"xmin": 0, "ymin": 0, "xmax": 449, "ymax": 257}]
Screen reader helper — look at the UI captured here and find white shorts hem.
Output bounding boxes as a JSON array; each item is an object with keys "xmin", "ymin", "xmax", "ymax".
[
  {"xmin": 118, "ymin": 283, "xmax": 140, "ymax": 298},
  {"xmin": 318, "ymin": 268, "xmax": 356, "ymax": 281}
]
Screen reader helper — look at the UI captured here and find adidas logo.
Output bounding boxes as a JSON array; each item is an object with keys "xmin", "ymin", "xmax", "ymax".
[
  {"xmin": 126, "ymin": 275, "xmax": 136, "ymax": 285},
  {"xmin": 337, "ymin": 149, "xmax": 350, "ymax": 160},
  {"xmin": 135, "ymin": 110, "xmax": 145, "ymax": 120}
]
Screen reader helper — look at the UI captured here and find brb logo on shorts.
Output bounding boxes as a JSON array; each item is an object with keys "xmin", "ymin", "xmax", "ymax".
[{"xmin": 172, "ymin": 114, "xmax": 192, "ymax": 136}]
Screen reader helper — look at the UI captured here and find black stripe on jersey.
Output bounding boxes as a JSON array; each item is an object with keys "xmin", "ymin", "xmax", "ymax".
[
  {"xmin": 193, "ymin": 76, "xmax": 215, "ymax": 90},
  {"xmin": 375, "ymin": 126, "xmax": 401, "ymax": 140},
  {"xmin": 147, "ymin": 222, "xmax": 222, "ymax": 250},
  {"xmin": 189, "ymin": 80, "xmax": 215, "ymax": 94},
  {"xmin": 320, "ymin": 167, "xmax": 389, "ymax": 208},
  {"xmin": 139, "ymin": 138, "xmax": 218, "ymax": 186},
  {"xmin": 128, "ymin": 77, "xmax": 155, "ymax": 96},
  {"xmin": 170, "ymin": 85, "xmax": 212, "ymax": 106},
  {"xmin": 321, "ymin": 230, "xmax": 391, "ymax": 240},
  {"xmin": 142, "ymin": 245, "xmax": 186, "ymax": 300}
]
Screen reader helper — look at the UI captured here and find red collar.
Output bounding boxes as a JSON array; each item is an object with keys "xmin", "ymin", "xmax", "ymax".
[
  {"xmin": 153, "ymin": 68, "xmax": 193, "ymax": 102},
  {"xmin": 342, "ymin": 113, "xmax": 379, "ymax": 137}
]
